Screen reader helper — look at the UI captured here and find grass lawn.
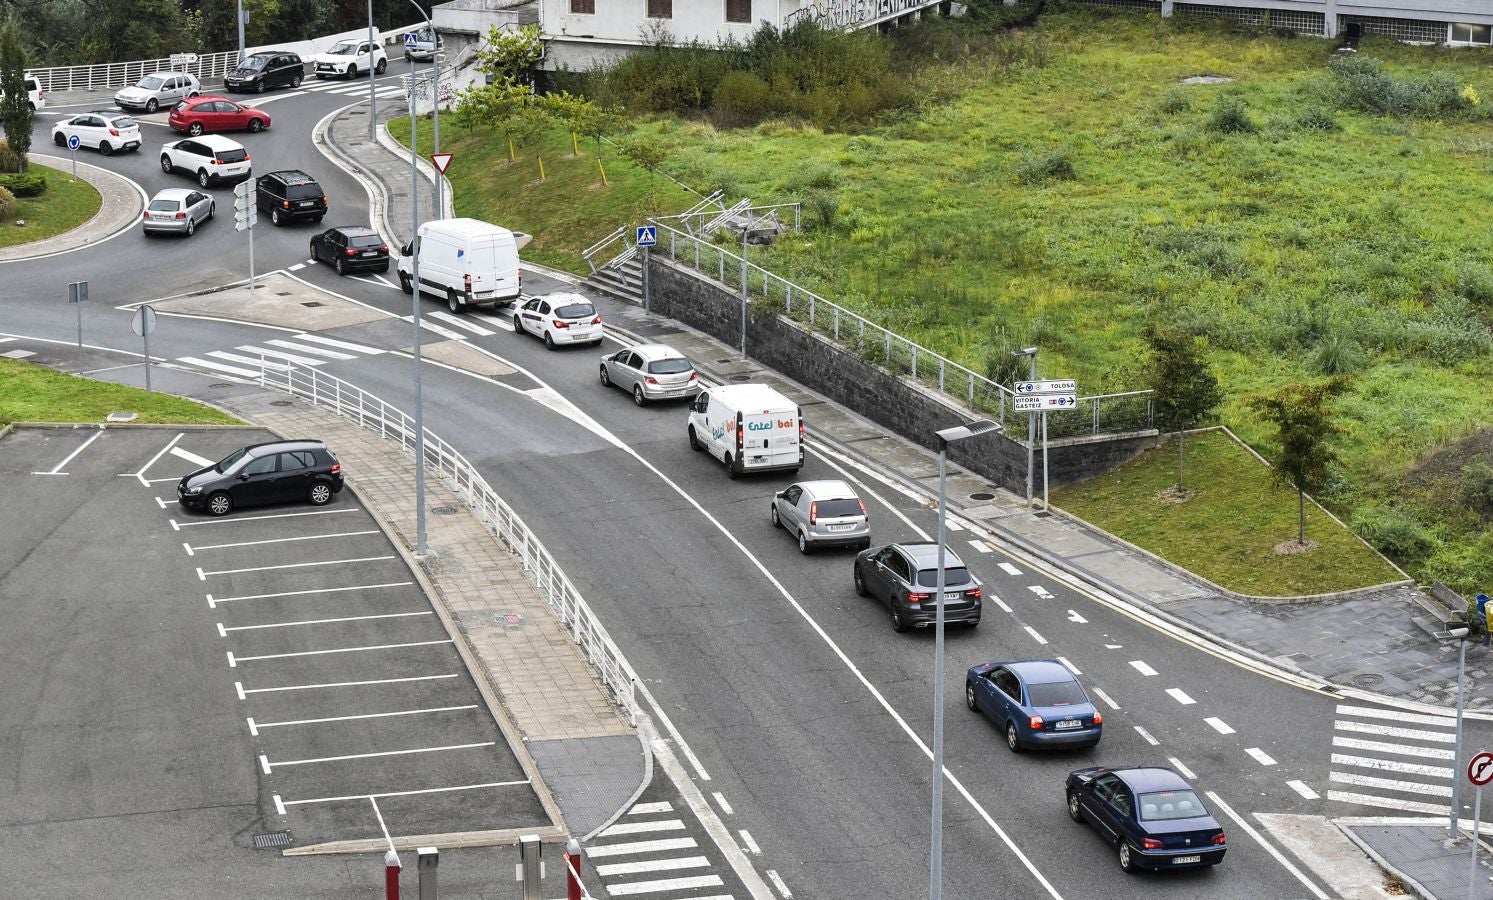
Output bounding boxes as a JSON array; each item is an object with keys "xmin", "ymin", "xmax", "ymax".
[
  {"xmin": 0, "ymin": 359, "xmax": 239, "ymax": 426},
  {"xmin": 1052, "ymin": 430, "xmax": 1402, "ymax": 596},
  {"xmin": 0, "ymin": 162, "xmax": 102, "ymax": 250}
]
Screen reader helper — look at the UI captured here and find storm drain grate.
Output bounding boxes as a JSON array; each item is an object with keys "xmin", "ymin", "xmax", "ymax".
[
  {"xmin": 969, "ymin": 492, "xmax": 996, "ymax": 501},
  {"xmin": 729, "ymin": 374, "xmax": 752, "ymax": 382},
  {"xmin": 270, "ymin": 400, "xmax": 294, "ymax": 407},
  {"xmin": 253, "ymin": 832, "xmax": 292, "ymax": 849},
  {"xmin": 209, "ymin": 383, "xmax": 234, "ymax": 389},
  {"xmin": 275, "ymin": 291, "xmax": 292, "ymax": 297},
  {"xmin": 432, "ymin": 505, "xmax": 458, "ymax": 516},
  {"xmin": 301, "ymin": 301, "xmax": 324, "ymax": 308}
]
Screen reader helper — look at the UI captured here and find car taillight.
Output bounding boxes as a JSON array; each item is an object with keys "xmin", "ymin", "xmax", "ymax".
[
  {"xmin": 966, "ymin": 586, "xmax": 982, "ymax": 599},
  {"xmin": 281, "ymin": 200, "xmax": 290, "ymax": 208},
  {"xmin": 109, "ymin": 128, "xmax": 120, "ymax": 136},
  {"xmin": 689, "ymin": 371, "xmax": 698, "ymax": 381},
  {"xmin": 907, "ymin": 591, "xmax": 929, "ymax": 603},
  {"xmin": 553, "ymin": 320, "xmax": 568, "ymax": 328},
  {"xmin": 175, "ymin": 212, "xmax": 186, "ymax": 219},
  {"xmin": 464, "ymin": 273, "xmax": 471, "ymax": 294},
  {"xmin": 809, "ymin": 501, "xmax": 817, "ymax": 525},
  {"xmin": 379, "ymin": 245, "xmax": 388, "ymax": 253},
  {"xmin": 858, "ymin": 498, "xmax": 867, "ymax": 517},
  {"xmin": 330, "ymin": 463, "xmax": 341, "ymax": 475},
  {"xmin": 1092, "ymin": 711, "xmax": 1103, "ymax": 725},
  {"xmin": 322, "ymin": 196, "xmax": 328, "ymax": 204},
  {"xmin": 1142, "ymin": 838, "xmax": 1164, "ymax": 851},
  {"xmin": 141, "ymin": 211, "xmax": 148, "ymax": 219},
  {"xmin": 344, "ymin": 247, "xmax": 358, "ymax": 256},
  {"xmin": 1211, "ymin": 832, "xmax": 1226, "ymax": 846},
  {"xmin": 736, "ymin": 413, "xmax": 744, "ymax": 450},
  {"xmin": 645, "ymin": 376, "xmax": 658, "ymax": 385},
  {"xmin": 1029, "ymin": 715, "xmax": 1044, "ymax": 730},
  {"xmin": 591, "ymin": 315, "xmax": 602, "ymax": 324}
]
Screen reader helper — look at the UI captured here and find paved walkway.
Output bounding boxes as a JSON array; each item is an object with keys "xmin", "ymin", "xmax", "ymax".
[
  {"xmin": 1342, "ymin": 820, "xmax": 1493, "ymax": 900},
  {"xmin": 0, "ymin": 153, "xmax": 144, "ymax": 263}
]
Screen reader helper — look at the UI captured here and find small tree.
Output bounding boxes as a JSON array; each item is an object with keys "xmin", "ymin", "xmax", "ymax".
[
  {"xmin": 1249, "ymin": 378, "xmax": 1353, "ymax": 546},
  {"xmin": 616, "ymin": 134, "xmax": 670, "ymax": 211},
  {"xmin": 476, "ymin": 22, "xmax": 543, "ymax": 84},
  {"xmin": 0, "ymin": 20, "xmax": 31, "ymax": 173},
  {"xmin": 1143, "ymin": 323, "xmax": 1223, "ymax": 494}
]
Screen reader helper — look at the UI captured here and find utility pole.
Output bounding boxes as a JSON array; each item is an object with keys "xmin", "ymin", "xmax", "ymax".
[{"xmin": 236, "ymin": 0, "xmax": 247, "ymax": 64}]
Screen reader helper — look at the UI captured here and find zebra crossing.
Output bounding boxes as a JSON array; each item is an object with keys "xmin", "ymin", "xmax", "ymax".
[
  {"xmin": 175, "ymin": 332, "xmax": 386, "ymax": 379},
  {"xmin": 584, "ymin": 799, "xmax": 739, "ymax": 898},
  {"xmin": 295, "ymin": 76, "xmax": 409, "ymax": 100},
  {"xmin": 1327, "ymin": 703, "xmax": 1457, "ymax": 815}
]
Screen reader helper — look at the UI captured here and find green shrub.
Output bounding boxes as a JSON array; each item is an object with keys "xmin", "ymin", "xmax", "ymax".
[
  {"xmin": 0, "ymin": 139, "xmax": 20, "ymax": 174},
  {"xmin": 0, "ymin": 185, "xmax": 14, "ymax": 223},
  {"xmin": 0, "ymin": 171, "xmax": 45, "ymax": 197},
  {"xmin": 1312, "ymin": 332, "xmax": 1366, "ymax": 375},
  {"xmin": 712, "ymin": 71, "xmax": 771, "ymax": 127},
  {"xmin": 1294, "ymin": 105, "xmax": 1341, "ymax": 131},
  {"xmin": 1159, "ymin": 87, "xmax": 1190, "ymax": 115},
  {"xmin": 1352, "ymin": 505, "xmax": 1436, "ymax": 563},
  {"xmin": 1454, "ymin": 262, "xmax": 1493, "ymax": 308},
  {"xmin": 1015, "ymin": 146, "xmax": 1076, "ymax": 185},
  {"xmin": 1462, "ymin": 463, "xmax": 1493, "ymax": 519},
  {"xmin": 1206, "ymin": 95, "xmax": 1257, "ymax": 133},
  {"xmin": 806, "ymin": 189, "xmax": 839, "ymax": 230},
  {"xmin": 1325, "ymin": 55, "xmax": 1472, "ymax": 119}
]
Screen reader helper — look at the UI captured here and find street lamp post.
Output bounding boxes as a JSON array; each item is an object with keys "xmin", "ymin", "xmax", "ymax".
[
  {"xmin": 367, "ymin": 0, "xmax": 377, "ymax": 142},
  {"xmin": 930, "ymin": 419, "xmax": 1002, "ymax": 900},
  {"xmin": 1450, "ymin": 626, "xmax": 1471, "ymax": 839},
  {"xmin": 405, "ymin": 0, "xmax": 434, "ymax": 557},
  {"xmin": 1011, "ymin": 347, "xmax": 1038, "ymax": 507}
]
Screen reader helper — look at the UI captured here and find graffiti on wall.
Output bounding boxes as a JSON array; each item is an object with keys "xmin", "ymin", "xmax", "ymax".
[{"xmin": 784, "ymin": 0, "xmax": 942, "ymax": 29}]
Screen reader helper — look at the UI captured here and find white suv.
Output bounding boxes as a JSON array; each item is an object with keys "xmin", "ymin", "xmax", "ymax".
[
  {"xmin": 160, "ymin": 134, "xmax": 251, "ymax": 188},
  {"xmin": 51, "ymin": 111, "xmax": 140, "ymax": 155},
  {"xmin": 1, "ymin": 74, "xmax": 45, "ymax": 110},
  {"xmin": 312, "ymin": 39, "xmax": 387, "ymax": 79}
]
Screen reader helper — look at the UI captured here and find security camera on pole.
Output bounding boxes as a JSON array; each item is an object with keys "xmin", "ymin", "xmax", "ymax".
[{"xmin": 234, "ymin": 179, "xmax": 257, "ymax": 291}]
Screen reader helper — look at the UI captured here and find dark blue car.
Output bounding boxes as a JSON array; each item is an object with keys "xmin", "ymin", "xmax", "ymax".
[
  {"xmin": 1066, "ymin": 766, "xmax": 1227, "ymax": 872},
  {"xmin": 965, "ymin": 659, "xmax": 1102, "ymax": 751}
]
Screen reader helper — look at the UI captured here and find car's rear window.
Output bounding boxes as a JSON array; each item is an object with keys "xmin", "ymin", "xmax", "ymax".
[
  {"xmin": 286, "ymin": 183, "xmax": 322, "ymax": 200},
  {"xmin": 1027, "ymin": 680, "xmax": 1087, "ymax": 707},
  {"xmin": 348, "ymin": 233, "xmax": 384, "ymax": 248},
  {"xmin": 556, "ymin": 302, "xmax": 595, "ymax": 319},
  {"xmin": 148, "ymin": 199, "xmax": 179, "ymax": 211},
  {"xmin": 914, "ymin": 566, "xmax": 970, "ymax": 588},
  {"xmin": 815, "ymin": 498, "xmax": 863, "ymax": 518},
  {"xmin": 216, "ymin": 148, "xmax": 248, "ymax": 163},
  {"xmin": 110, "ymin": 117, "xmax": 138, "ymax": 128},
  {"xmin": 1138, "ymin": 790, "xmax": 1206, "ymax": 821},
  {"xmin": 647, "ymin": 358, "xmax": 692, "ymax": 375}
]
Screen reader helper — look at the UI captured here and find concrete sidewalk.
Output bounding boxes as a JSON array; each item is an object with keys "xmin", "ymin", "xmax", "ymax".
[{"xmin": 1342, "ymin": 820, "xmax": 1493, "ymax": 900}]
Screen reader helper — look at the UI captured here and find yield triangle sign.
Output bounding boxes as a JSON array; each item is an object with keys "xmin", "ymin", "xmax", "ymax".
[{"xmin": 431, "ymin": 152, "xmax": 454, "ymax": 174}]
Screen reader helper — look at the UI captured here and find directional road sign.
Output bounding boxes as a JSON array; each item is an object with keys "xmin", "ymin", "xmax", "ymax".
[
  {"xmin": 1013, "ymin": 394, "xmax": 1077, "ymax": 413},
  {"xmin": 66, "ymin": 134, "xmax": 80, "ymax": 151},
  {"xmin": 636, "ymin": 225, "xmax": 657, "ymax": 247},
  {"xmin": 431, "ymin": 152, "xmax": 454, "ymax": 175},
  {"xmin": 1015, "ymin": 379, "xmax": 1077, "ymax": 395},
  {"xmin": 1469, "ymin": 751, "xmax": 1493, "ymax": 786}
]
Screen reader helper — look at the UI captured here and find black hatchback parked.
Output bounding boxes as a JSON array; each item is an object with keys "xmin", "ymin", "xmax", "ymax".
[
  {"xmin": 178, "ymin": 440, "xmax": 344, "ymax": 517},
  {"xmin": 310, "ymin": 225, "xmax": 390, "ymax": 275}
]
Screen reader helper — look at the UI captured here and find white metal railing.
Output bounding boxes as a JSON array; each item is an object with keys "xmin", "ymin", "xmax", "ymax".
[
  {"xmin": 651, "ymin": 220, "xmax": 1154, "ymax": 437},
  {"xmin": 256, "ymin": 357, "xmax": 641, "ymax": 723}
]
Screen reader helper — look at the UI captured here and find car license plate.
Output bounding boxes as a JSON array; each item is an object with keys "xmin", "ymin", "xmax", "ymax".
[
  {"xmin": 1056, "ymin": 720, "xmax": 1081, "ymax": 730},
  {"xmin": 362, "ymin": 251, "xmax": 376, "ymax": 257},
  {"xmin": 299, "ymin": 201, "xmax": 314, "ymax": 208},
  {"xmin": 827, "ymin": 524, "xmax": 855, "ymax": 532},
  {"xmin": 1173, "ymin": 855, "xmax": 1201, "ymax": 865}
]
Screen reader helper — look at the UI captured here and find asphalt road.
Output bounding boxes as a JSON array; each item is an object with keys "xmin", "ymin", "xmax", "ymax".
[{"xmin": 6, "ymin": 72, "xmax": 1486, "ymax": 899}]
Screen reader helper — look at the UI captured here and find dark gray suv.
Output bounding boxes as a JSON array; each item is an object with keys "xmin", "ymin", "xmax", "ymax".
[
  {"xmin": 854, "ymin": 542, "xmax": 982, "ymax": 632},
  {"xmin": 224, "ymin": 51, "xmax": 304, "ymax": 93}
]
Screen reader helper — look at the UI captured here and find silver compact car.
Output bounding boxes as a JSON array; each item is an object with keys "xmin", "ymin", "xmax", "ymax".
[
  {"xmin": 772, "ymin": 479, "xmax": 870, "ymax": 553},
  {"xmin": 600, "ymin": 343, "xmax": 698, "ymax": 405},
  {"xmin": 142, "ymin": 188, "xmax": 214, "ymax": 236},
  {"xmin": 115, "ymin": 70, "xmax": 200, "ymax": 113}
]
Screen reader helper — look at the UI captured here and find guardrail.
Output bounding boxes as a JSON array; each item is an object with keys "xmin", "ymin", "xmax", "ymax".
[
  {"xmin": 650, "ymin": 220, "xmax": 1153, "ymax": 438},
  {"xmin": 255, "ymin": 357, "xmax": 641, "ymax": 724}
]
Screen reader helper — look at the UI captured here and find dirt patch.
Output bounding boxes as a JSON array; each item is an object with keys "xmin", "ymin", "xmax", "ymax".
[
  {"xmin": 1156, "ymin": 486, "xmax": 1194, "ymax": 504},
  {"xmin": 1405, "ymin": 426, "xmax": 1493, "ymax": 487},
  {"xmin": 1274, "ymin": 538, "xmax": 1319, "ymax": 555}
]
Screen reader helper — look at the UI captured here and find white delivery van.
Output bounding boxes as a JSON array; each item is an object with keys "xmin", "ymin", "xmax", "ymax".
[
  {"xmin": 687, "ymin": 384, "xmax": 803, "ymax": 478},
  {"xmin": 397, "ymin": 218, "xmax": 522, "ymax": 313}
]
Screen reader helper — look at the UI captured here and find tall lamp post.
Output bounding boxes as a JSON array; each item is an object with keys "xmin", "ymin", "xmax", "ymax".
[
  {"xmin": 930, "ymin": 419, "xmax": 1002, "ymax": 900},
  {"xmin": 405, "ymin": 0, "xmax": 438, "ymax": 557},
  {"xmin": 1011, "ymin": 346, "xmax": 1038, "ymax": 507},
  {"xmin": 367, "ymin": 0, "xmax": 378, "ymax": 142},
  {"xmin": 1450, "ymin": 625, "xmax": 1472, "ymax": 839}
]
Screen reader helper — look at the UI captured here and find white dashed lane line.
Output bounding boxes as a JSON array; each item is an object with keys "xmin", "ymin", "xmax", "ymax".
[
  {"xmin": 1091, "ymin": 687, "xmax": 1120, "ymax": 710},
  {"xmin": 998, "ymin": 562, "xmax": 1022, "ymax": 576},
  {"xmin": 1287, "ymin": 780, "xmax": 1320, "ymax": 800},
  {"xmin": 967, "ymin": 539, "xmax": 992, "ymax": 554},
  {"xmin": 1134, "ymin": 726, "xmax": 1160, "ymax": 746},
  {"xmin": 1129, "ymin": 660, "xmax": 1158, "ymax": 677},
  {"xmin": 1167, "ymin": 757, "xmax": 1198, "ymax": 779},
  {"xmin": 1166, "ymin": 688, "xmax": 1196, "ymax": 705},
  {"xmin": 1056, "ymin": 656, "xmax": 1081, "ymax": 675},
  {"xmin": 1245, "ymin": 747, "xmax": 1277, "ymax": 766},
  {"xmin": 1204, "ymin": 716, "xmax": 1235, "ymax": 735},
  {"xmin": 1023, "ymin": 625, "xmax": 1048, "ymax": 645}
]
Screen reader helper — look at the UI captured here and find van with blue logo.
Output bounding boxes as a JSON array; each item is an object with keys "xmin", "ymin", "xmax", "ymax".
[{"xmin": 687, "ymin": 384, "xmax": 803, "ymax": 478}]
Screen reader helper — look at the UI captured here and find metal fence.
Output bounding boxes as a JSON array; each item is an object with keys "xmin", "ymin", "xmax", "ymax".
[
  {"xmin": 650, "ymin": 220, "xmax": 1154, "ymax": 439},
  {"xmin": 256, "ymin": 358, "xmax": 641, "ymax": 724}
]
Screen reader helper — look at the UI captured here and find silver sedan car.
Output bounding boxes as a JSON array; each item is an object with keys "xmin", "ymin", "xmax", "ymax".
[
  {"xmin": 142, "ymin": 188, "xmax": 214, "ymax": 236},
  {"xmin": 772, "ymin": 479, "xmax": 871, "ymax": 553},
  {"xmin": 599, "ymin": 343, "xmax": 698, "ymax": 405}
]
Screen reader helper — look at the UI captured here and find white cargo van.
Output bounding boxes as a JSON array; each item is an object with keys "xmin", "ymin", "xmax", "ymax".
[
  {"xmin": 687, "ymin": 384, "xmax": 803, "ymax": 478},
  {"xmin": 397, "ymin": 218, "xmax": 522, "ymax": 313}
]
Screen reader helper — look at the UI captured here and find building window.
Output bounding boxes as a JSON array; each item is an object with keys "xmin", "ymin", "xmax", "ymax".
[
  {"xmin": 1452, "ymin": 23, "xmax": 1492, "ymax": 45},
  {"xmin": 726, "ymin": 0, "xmax": 751, "ymax": 24},
  {"xmin": 648, "ymin": 0, "xmax": 673, "ymax": 18},
  {"xmin": 570, "ymin": 0, "xmax": 594, "ymax": 13}
]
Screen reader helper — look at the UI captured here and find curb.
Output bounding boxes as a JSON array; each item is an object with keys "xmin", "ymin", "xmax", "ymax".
[{"xmin": 1334, "ymin": 821, "xmax": 1439, "ymax": 900}]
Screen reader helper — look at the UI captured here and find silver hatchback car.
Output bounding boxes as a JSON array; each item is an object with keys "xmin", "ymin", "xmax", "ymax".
[
  {"xmin": 771, "ymin": 479, "xmax": 870, "ymax": 553},
  {"xmin": 142, "ymin": 187, "xmax": 214, "ymax": 236},
  {"xmin": 600, "ymin": 343, "xmax": 698, "ymax": 405}
]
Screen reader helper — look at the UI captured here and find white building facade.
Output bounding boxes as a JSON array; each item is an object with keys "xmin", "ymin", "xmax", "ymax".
[{"xmin": 1054, "ymin": 0, "xmax": 1493, "ymax": 44}]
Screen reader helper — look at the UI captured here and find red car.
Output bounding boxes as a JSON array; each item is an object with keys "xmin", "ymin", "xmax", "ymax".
[{"xmin": 168, "ymin": 95, "xmax": 271, "ymax": 136}]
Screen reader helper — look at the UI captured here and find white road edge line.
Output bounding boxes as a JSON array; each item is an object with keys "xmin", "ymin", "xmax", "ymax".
[
  {"xmin": 1206, "ymin": 790, "xmax": 1330, "ymax": 899},
  {"xmin": 1167, "ymin": 757, "xmax": 1197, "ymax": 779}
]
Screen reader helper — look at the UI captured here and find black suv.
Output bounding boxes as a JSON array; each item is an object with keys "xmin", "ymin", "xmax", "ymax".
[
  {"xmin": 178, "ymin": 440, "xmax": 344, "ymax": 517},
  {"xmin": 224, "ymin": 51, "xmax": 304, "ymax": 93},
  {"xmin": 257, "ymin": 170, "xmax": 328, "ymax": 226}
]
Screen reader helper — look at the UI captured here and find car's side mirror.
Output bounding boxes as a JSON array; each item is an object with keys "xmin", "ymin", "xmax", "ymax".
[{"xmin": 238, "ymin": 473, "xmax": 250, "ymax": 480}]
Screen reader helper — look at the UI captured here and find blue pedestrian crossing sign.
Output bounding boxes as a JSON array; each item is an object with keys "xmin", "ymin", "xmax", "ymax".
[
  {"xmin": 404, "ymin": 32, "xmax": 419, "ymax": 48},
  {"xmin": 66, "ymin": 134, "xmax": 80, "ymax": 151},
  {"xmin": 636, "ymin": 225, "xmax": 657, "ymax": 247}
]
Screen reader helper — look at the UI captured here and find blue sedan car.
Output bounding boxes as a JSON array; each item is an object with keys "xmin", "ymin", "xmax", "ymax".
[
  {"xmin": 965, "ymin": 659, "xmax": 1102, "ymax": 751},
  {"xmin": 1066, "ymin": 766, "xmax": 1227, "ymax": 872}
]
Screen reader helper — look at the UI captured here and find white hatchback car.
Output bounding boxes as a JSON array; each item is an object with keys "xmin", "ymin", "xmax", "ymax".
[
  {"xmin": 51, "ymin": 111, "xmax": 141, "ymax": 155},
  {"xmin": 514, "ymin": 293, "xmax": 604, "ymax": 350},
  {"xmin": 160, "ymin": 134, "xmax": 251, "ymax": 188},
  {"xmin": 115, "ymin": 71, "xmax": 200, "ymax": 113}
]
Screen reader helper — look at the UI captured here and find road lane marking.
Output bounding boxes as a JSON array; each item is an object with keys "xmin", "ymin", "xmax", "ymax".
[
  {"xmin": 1066, "ymin": 610, "xmax": 1087, "ymax": 624},
  {"xmin": 174, "ymin": 508, "xmax": 361, "ymax": 526},
  {"xmin": 585, "ymin": 838, "xmax": 698, "ymax": 858},
  {"xmin": 988, "ymin": 594, "xmax": 1012, "ymax": 613},
  {"xmin": 231, "ymin": 637, "xmax": 452, "ymax": 664},
  {"xmin": 1166, "ymin": 688, "xmax": 1196, "ymax": 705},
  {"xmin": 1204, "ymin": 717, "xmax": 1235, "ymax": 735},
  {"xmin": 1287, "ymin": 780, "xmax": 1319, "ymax": 799},
  {"xmin": 607, "ymin": 875, "xmax": 724, "ymax": 896},
  {"xmin": 206, "ymin": 349, "xmax": 277, "ymax": 367},
  {"xmin": 265, "ymin": 338, "xmax": 357, "ymax": 360},
  {"xmin": 1326, "ymin": 790, "xmax": 1448, "ymax": 815},
  {"xmin": 1023, "ymin": 625, "xmax": 1047, "ymax": 645},
  {"xmin": 629, "ymin": 802, "xmax": 673, "ymax": 815},
  {"xmin": 1129, "ymin": 660, "xmax": 1158, "ymax": 677},
  {"xmin": 1329, "ymin": 771, "xmax": 1451, "ymax": 797},
  {"xmin": 998, "ymin": 562, "xmax": 1022, "ymax": 576},
  {"xmin": 1135, "ymin": 726, "xmax": 1159, "ymax": 745},
  {"xmin": 262, "ymin": 740, "xmax": 494, "ymax": 771},
  {"xmin": 288, "ymin": 263, "xmax": 306, "ymax": 272},
  {"xmin": 945, "ymin": 519, "xmax": 964, "ymax": 532},
  {"xmin": 598, "ymin": 820, "xmax": 687, "ymax": 838},
  {"xmin": 252, "ymin": 704, "xmax": 477, "ymax": 731},
  {"xmin": 294, "ymin": 333, "xmax": 386, "ymax": 355},
  {"xmin": 1330, "ymin": 753, "xmax": 1453, "ymax": 779},
  {"xmin": 1336, "ymin": 704, "xmax": 1455, "ymax": 728},
  {"xmin": 1168, "ymin": 757, "xmax": 1196, "ymax": 779},
  {"xmin": 278, "ymin": 779, "xmax": 529, "ymax": 807},
  {"xmin": 220, "ymin": 610, "xmax": 431, "ymax": 632},
  {"xmin": 1206, "ymin": 790, "xmax": 1329, "ymax": 899},
  {"xmin": 471, "ymin": 312, "xmax": 514, "ymax": 331},
  {"xmin": 238, "ymin": 344, "xmax": 328, "ymax": 366},
  {"xmin": 208, "ymin": 581, "xmax": 410, "ymax": 606},
  {"xmin": 712, "ymin": 792, "xmax": 733, "ymax": 815},
  {"xmin": 1334, "ymin": 720, "xmax": 1456, "ymax": 743},
  {"xmin": 1092, "ymin": 687, "xmax": 1120, "ymax": 710},
  {"xmin": 1245, "ymin": 747, "xmax": 1276, "ymax": 765},
  {"xmin": 169, "ymin": 446, "xmax": 214, "ymax": 467},
  {"xmin": 1027, "ymin": 585, "xmax": 1053, "ymax": 599},
  {"xmin": 767, "ymin": 870, "xmax": 794, "ymax": 898},
  {"xmin": 32, "ymin": 429, "xmax": 103, "ymax": 475},
  {"xmin": 1056, "ymin": 656, "xmax": 1081, "ymax": 675},
  {"xmin": 739, "ymin": 830, "xmax": 760, "ymax": 854},
  {"xmin": 1332, "ymin": 736, "xmax": 1456, "ymax": 760},
  {"xmin": 595, "ymin": 856, "xmax": 710, "ymax": 877},
  {"xmin": 430, "ymin": 310, "xmax": 495, "ymax": 336},
  {"xmin": 401, "ymin": 316, "xmax": 468, "ymax": 341},
  {"xmin": 190, "ymin": 529, "xmax": 379, "ymax": 552},
  {"xmin": 967, "ymin": 539, "xmax": 991, "ymax": 554},
  {"xmin": 176, "ymin": 355, "xmax": 261, "ymax": 377},
  {"xmin": 197, "ymin": 554, "xmax": 393, "ymax": 578},
  {"xmin": 237, "ymin": 673, "xmax": 458, "ymax": 696}
]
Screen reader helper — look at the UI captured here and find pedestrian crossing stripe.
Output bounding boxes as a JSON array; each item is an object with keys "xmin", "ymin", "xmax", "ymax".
[{"xmin": 1326, "ymin": 704, "xmax": 1458, "ymax": 816}]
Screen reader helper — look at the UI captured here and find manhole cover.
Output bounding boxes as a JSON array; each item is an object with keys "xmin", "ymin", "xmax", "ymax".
[
  {"xmin": 716, "ymin": 358, "xmax": 735, "ymax": 364},
  {"xmin": 301, "ymin": 301, "xmax": 324, "ymax": 308},
  {"xmin": 270, "ymin": 400, "xmax": 294, "ymax": 407},
  {"xmin": 253, "ymin": 832, "xmax": 292, "ymax": 849},
  {"xmin": 275, "ymin": 291, "xmax": 292, "ymax": 297},
  {"xmin": 729, "ymin": 374, "xmax": 751, "ymax": 382},
  {"xmin": 431, "ymin": 505, "xmax": 458, "ymax": 515},
  {"xmin": 209, "ymin": 382, "xmax": 234, "ymax": 389},
  {"xmin": 1351, "ymin": 673, "xmax": 1384, "ymax": 688},
  {"xmin": 969, "ymin": 492, "xmax": 995, "ymax": 501}
]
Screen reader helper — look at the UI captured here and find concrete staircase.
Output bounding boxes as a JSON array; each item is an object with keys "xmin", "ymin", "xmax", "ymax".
[{"xmin": 586, "ymin": 254, "xmax": 644, "ymax": 305}]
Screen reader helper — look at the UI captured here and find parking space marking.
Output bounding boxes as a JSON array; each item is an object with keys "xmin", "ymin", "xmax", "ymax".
[
  {"xmin": 1134, "ymin": 726, "xmax": 1160, "ymax": 746},
  {"xmin": 261, "ymin": 740, "xmax": 496, "ymax": 772},
  {"xmin": 1167, "ymin": 757, "xmax": 1197, "ymax": 779},
  {"xmin": 189, "ymin": 529, "xmax": 379, "ymax": 553},
  {"xmin": 31, "ymin": 429, "xmax": 103, "ymax": 476},
  {"xmin": 208, "ymin": 581, "xmax": 412, "ymax": 607},
  {"xmin": 237, "ymin": 673, "xmax": 457, "ymax": 698},
  {"xmin": 1091, "ymin": 687, "xmax": 1120, "ymax": 710},
  {"xmin": 228, "ymin": 637, "xmax": 453, "ymax": 666},
  {"xmin": 198, "ymin": 554, "xmax": 395, "ymax": 580},
  {"xmin": 276, "ymin": 778, "xmax": 530, "ymax": 808},
  {"xmin": 174, "ymin": 508, "xmax": 361, "ymax": 527},
  {"xmin": 219, "ymin": 611, "xmax": 430, "ymax": 635},
  {"xmin": 169, "ymin": 446, "xmax": 214, "ymax": 467},
  {"xmin": 248, "ymin": 704, "xmax": 477, "ymax": 735}
]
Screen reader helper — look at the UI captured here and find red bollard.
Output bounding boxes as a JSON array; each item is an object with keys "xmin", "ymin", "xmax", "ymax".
[
  {"xmin": 565, "ymin": 838, "xmax": 584, "ymax": 900},
  {"xmin": 385, "ymin": 849, "xmax": 401, "ymax": 900}
]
